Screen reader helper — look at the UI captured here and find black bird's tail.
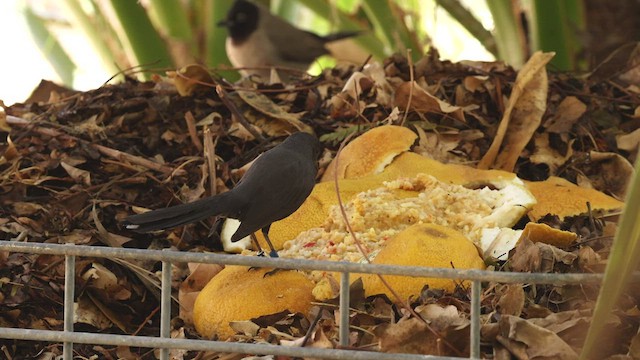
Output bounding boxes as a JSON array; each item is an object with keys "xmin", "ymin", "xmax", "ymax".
[{"xmin": 124, "ymin": 191, "xmax": 239, "ymax": 232}]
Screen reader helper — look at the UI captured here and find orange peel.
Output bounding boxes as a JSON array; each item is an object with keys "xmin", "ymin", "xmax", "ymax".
[
  {"xmin": 252, "ymin": 152, "xmax": 527, "ymax": 251},
  {"xmin": 193, "ymin": 266, "xmax": 314, "ymax": 339},
  {"xmin": 526, "ymin": 176, "xmax": 623, "ymax": 221},
  {"xmin": 321, "ymin": 125, "xmax": 417, "ymax": 181},
  {"xmin": 360, "ymin": 223, "xmax": 485, "ymax": 297},
  {"xmin": 520, "ymin": 222, "xmax": 578, "ymax": 248},
  {"xmin": 250, "ymin": 150, "xmax": 621, "ymax": 252}
]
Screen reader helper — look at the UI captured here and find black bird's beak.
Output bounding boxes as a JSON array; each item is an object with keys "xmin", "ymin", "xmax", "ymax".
[{"xmin": 217, "ymin": 19, "xmax": 230, "ymax": 28}]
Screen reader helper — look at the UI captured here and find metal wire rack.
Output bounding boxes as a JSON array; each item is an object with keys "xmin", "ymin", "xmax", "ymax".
[{"xmin": 0, "ymin": 240, "xmax": 606, "ymax": 360}]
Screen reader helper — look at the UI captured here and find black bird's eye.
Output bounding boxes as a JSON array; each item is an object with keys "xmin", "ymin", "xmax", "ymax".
[{"xmin": 236, "ymin": 12, "xmax": 247, "ymax": 23}]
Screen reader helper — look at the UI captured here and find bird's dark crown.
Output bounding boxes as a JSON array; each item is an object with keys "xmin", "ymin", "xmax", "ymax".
[
  {"xmin": 218, "ymin": 0, "xmax": 259, "ymax": 43},
  {"xmin": 283, "ymin": 132, "xmax": 321, "ymax": 160}
]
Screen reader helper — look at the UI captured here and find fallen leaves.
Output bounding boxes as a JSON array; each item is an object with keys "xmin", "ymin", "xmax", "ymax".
[
  {"xmin": 395, "ymin": 81, "xmax": 466, "ymax": 124},
  {"xmin": 479, "ymin": 51, "xmax": 555, "ymax": 171},
  {"xmin": 0, "ymin": 47, "xmax": 638, "ymax": 359},
  {"xmin": 496, "ymin": 315, "xmax": 579, "ymax": 360}
]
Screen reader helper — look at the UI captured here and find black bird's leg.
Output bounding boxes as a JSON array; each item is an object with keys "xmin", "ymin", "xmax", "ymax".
[
  {"xmin": 248, "ymin": 227, "xmax": 280, "ymax": 274},
  {"xmin": 249, "ymin": 233, "xmax": 266, "ymax": 257},
  {"xmin": 261, "ymin": 225, "xmax": 279, "ymax": 258},
  {"xmin": 260, "ymin": 225, "xmax": 283, "ymax": 277},
  {"xmin": 248, "ymin": 233, "xmax": 266, "ymax": 272}
]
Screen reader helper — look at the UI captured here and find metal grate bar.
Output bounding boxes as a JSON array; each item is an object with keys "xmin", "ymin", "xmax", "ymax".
[
  {"xmin": 63, "ymin": 254, "xmax": 75, "ymax": 360},
  {"xmin": 339, "ymin": 271, "xmax": 350, "ymax": 347},
  {"xmin": 470, "ymin": 280, "xmax": 481, "ymax": 359},
  {"xmin": 0, "ymin": 328, "xmax": 459, "ymax": 360},
  {"xmin": 159, "ymin": 259, "xmax": 172, "ymax": 360},
  {"xmin": 0, "ymin": 240, "xmax": 624, "ymax": 359},
  {"xmin": 0, "ymin": 242, "xmax": 610, "ymax": 285}
]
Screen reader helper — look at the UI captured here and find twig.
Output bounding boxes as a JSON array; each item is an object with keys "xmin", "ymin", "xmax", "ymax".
[
  {"xmin": 132, "ymin": 306, "xmax": 160, "ymax": 336},
  {"xmin": 184, "ymin": 111, "xmax": 203, "ymax": 152},
  {"xmin": 6, "ymin": 115, "xmax": 184, "ymax": 176},
  {"xmin": 301, "ymin": 308, "xmax": 324, "ymax": 347},
  {"xmin": 203, "ymin": 126, "xmax": 218, "ymax": 196},
  {"xmin": 215, "ymin": 85, "xmax": 266, "ymax": 142},
  {"xmin": 400, "ymin": 49, "xmax": 414, "ymax": 127}
]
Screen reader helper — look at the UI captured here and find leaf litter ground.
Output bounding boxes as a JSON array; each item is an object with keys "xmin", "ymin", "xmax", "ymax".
[{"xmin": 1, "ymin": 50, "xmax": 639, "ymax": 359}]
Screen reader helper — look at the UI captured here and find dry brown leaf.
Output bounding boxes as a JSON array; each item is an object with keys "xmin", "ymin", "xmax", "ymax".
[
  {"xmin": 228, "ymin": 320, "xmax": 260, "ymax": 337},
  {"xmin": 537, "ymin": 242, "xmax": 578, "ymax": 273},
  {"xmin": 584, "ymin": 151, "xmax": 634, "ymax": 199},
  {"xmin": 498, "ymin": 315, "xmax": 579, "ymax": 360},
  {"xmin": 509, "ymin": 237, "xmax": 541, "ymax": 272},
  {"xmin": 340, "ymin": 72, "xmax": 373, "ymax": 100},
  {"xmin": 86, "ymin": 291, "xmax": 129, "ymax": 332},
  {"xmin": 616, "ymin": 127, "xmax": 640, "ymax": 152},
  {"xmin": 544, "ymin": 96, "xmax": 587, "ymax": 133},
  {"xmin": 115, "ymin": 346, "xmax": 138, "ymax": 360},
  {"xmin": 493, "ymin": 344, "xmax": 513, "ymax": 360},
  {"xmin": 82, "ymin": 262, "xmax": 132, "ymax": 301},
  {"xmin": 92, "ymin": 205, "xmax": 131, "ymax": 247},
  {"xmin": 61, "ymin": 160, "xmax": 91, "ymax": 186},
  {"xmin": 166, "ymin": 328, "xmax": 188, "ymax": 360},
  {"xmin": 530, "ymin": 133, "xmax": 574, "ymax": 173},
  {"xmin": 589, "ymin": 42, "xmax": 640, "ymax": 85},
  {"xmin": 528, "ymin": 309, "xmax": 591, "ymax": 335},
  {"xmin": 414, "ymin": 126, "xmax": 466, "ymax": 163},
  {"xmin": 11, "ymin": 202, "xmax": 44, "ymax": 216},
  {"xmin": 0, "ymin": 109, "xmax": 10, "ymax": 132},
  {"xmin": 167, "ymin": 64, "xmax": 214, "ymax": 96},
  {"xmin": 75, "ymin": 295, "xmax": 112, "ymax": 331},
  {"xmin": 415, "ymin": 304, "xmax": 469, "ymax": 330},
  {"xmin": 510, "ymin": 237, "xmax": 578, "ymax": 273},
  {"xmin": 463, "ymin": 75, "xmax": 489, "ymax": 92},
  {"xmin": 281, "ymin": 325, "xmax": 335, "ymax": 349},
  {"xmin": 82, "ymin": 262, "xmax": 118, "ymax": 292},
  {"xmin": 1, "ymin": 135, "xmax": 18, "ymax": 163},
  {"xmin": 479, "ymin": 51, "xmax": 555, "ymax": 171},
  {"xmin": 75, "ymin": 114, "xmax": 106, "ymax": 138},
  {"xmin": 496, "ymin": 284, "xmax": 525, "ymax": 317},
  {"xmin": 395, "ymin": 81, "xmax": 465, "ymax": 124},
  {"xmin": 179, "ymin": 163, "xmax": 208, "ymax": 203},
  {"xmin": 375, "ymin": 317, "xmax": 457, "ymax": 356},
  {"xmin": 236, "ymin": 90, "xmax": 313, "ymax": 135},
  {"xmin": 576, "ymin": 246, "xmax": 603, "ymax": 270},
  {"xmin": 330, "ymin": 62, "xmax": 394, "ymax": 113}
]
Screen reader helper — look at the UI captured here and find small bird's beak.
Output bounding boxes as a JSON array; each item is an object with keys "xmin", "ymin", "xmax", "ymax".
[{"xmin": 217, "ymin": 19, "xmax": 230, "ymax": 28}]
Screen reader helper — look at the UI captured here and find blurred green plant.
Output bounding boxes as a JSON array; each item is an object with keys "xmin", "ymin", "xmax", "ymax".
[
  {"xmin": 580, "ymin": 154, "xmax": 640, "ymax": 359},
  {"xmin": 23, "ymin": 4, "xmax": 75, "ymax": 85},
  {"xmin": 26, "ymin": 0, "xmax": 590, "ymax": 86}
]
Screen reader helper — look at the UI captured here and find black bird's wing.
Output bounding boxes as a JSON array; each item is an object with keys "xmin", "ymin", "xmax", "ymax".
[{"xmin": 230, "ymin": 144, "xmax": 317, "ymax": 241}]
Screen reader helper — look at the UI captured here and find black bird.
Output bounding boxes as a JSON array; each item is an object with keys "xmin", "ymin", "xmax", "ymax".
[
  {"xmin": 218, "ymin": 0, "xmax": 359, "ymax": 79},
  {"xmin": 124, "ymin": 132, "xmax": 321, "ymax": 257}
]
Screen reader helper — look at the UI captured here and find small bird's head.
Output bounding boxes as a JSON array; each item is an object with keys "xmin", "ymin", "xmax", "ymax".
[
  {"xmin": 283, "ymin": 132, "xmax": 322, "ymax": 161},
  {"xmin": 217, "ymin": 0, "xmax": 260, "ymax": 43}
]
